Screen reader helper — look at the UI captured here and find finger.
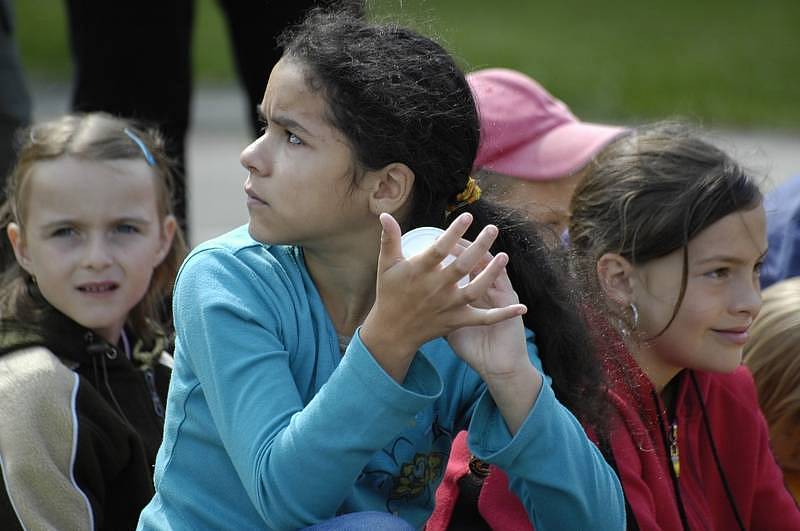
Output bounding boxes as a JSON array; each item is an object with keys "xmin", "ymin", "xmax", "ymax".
[
  {"xmin": 449, "ymin": 238, "xmax": 494, "ymax": 276},
  {"xmin": 418, "ymin": 213, "xmax": 472, "ymax": 269},
  {"xmin": 460, "ymin": 252, "xmax": 513, "ymax": 300},
  {"xmin": 377, "ymin": 212, "xmax": 404, "ymax": 273},
  {"xmin": 465, "ymin": 303, "xmax": 528, "ymax": 327},
  {"xmin": 445, "ymin": 224, "xmax": 498, "ymax": 283}
]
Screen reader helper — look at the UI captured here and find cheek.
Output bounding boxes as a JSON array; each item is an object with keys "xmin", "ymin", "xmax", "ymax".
[
  {"xmin": 26, "ymin": 245, "xmax": 71, "ymax": 277},
  {"xmin": 673, "ymin": 292, "xmax": 723, "ymax": 328}
]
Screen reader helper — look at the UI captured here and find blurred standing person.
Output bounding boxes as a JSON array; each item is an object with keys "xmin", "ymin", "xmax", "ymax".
[{"xmin": 0, "ymin": 0, "xmax": 31, "ymax": 268}]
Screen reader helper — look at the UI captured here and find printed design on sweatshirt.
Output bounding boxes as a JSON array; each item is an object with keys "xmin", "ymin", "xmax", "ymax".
[
  {"xmin": 359, "ymin": 417, "xmax": 452, "ymax": 513},
  {"xmin": 391, "ymin": 451, "xmax": 445, "ymax": 500}
]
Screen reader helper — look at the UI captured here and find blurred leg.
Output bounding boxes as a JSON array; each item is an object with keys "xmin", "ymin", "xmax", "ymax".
[
  {"xmin": 302, "ymin": 511, "xmax": 416, "ymax": 531},
  {"xmin": 0, "ymin": 0, "xmax": 32, "ymax": 269},
  {"xmin": 215, "ymin": 0, "xmax": 316, "ymax": 137},
  {"xmin": 64, "ymin": 0, "xmax": 194, "ymax": 235}
]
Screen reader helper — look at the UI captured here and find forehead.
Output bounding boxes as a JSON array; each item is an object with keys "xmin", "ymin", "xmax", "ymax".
[
  {"xmin": 261, "ymin": 59, "xmax": 336, "ymax": 134},
  {"xmin": 687, "ymin": 205, "xmax": 767, "ymax": 261},
  {"xmin": 24, "ymin": 156, "xmax": 160, "ymax": 221}
]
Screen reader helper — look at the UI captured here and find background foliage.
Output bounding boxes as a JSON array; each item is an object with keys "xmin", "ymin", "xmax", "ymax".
[{"xmin": 16, "ymin": 0, "xmax": 800, "ymax": 128}]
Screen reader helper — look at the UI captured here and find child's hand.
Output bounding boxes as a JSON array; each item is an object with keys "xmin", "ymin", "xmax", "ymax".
[
  {"xmin": 445, "ymin": 248, "xmax": 531, "ymax": 382},
  {"xmin": 360, "ymin": 212, "xmax": 526, "ymax": 382}
]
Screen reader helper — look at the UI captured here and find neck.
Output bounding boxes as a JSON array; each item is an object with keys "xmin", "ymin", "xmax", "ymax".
[
  {"xmin": 629, "ymin": 337, "xmax": 682, "ymax": 395},
  {"xmin": 303, "ymin": 235, "xmax": 381, "ymax": 338}
]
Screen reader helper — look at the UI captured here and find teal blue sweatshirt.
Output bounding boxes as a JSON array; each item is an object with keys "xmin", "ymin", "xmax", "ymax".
[{"xmin": 138, "ymin": 226, "xmax": 624, "ymax": 530}]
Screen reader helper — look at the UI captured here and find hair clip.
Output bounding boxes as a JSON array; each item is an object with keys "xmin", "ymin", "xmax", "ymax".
[
  {"xmin": 446, "ymin": 176, "xmax": 482, "ymax": 213},
  {"xmin": 123, "ymin": 128, "xmax": 156, "ymax": 166}
]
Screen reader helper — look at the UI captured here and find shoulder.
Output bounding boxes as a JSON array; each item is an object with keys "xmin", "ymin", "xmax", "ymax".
[
  {"xmin": 688, "ymin": 367, "xmax": 758, "ymax": 412},
  {"xmin": 0, "ymin": 346, "xmax": 81, "ymax": 442},
  {"xmin": 0, "ymin": 346, "xmax": 77, "ymax": 399},
  {"xmin": 181, "ymin": 225, "xmax": 299, "ymax": 279},
  {"xmin": 175, "ymin": 225, "xmax": 303, "ymax": 304}
]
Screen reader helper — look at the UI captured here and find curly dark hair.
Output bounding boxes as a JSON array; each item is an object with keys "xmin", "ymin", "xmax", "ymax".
[{"xmin": 278, "ymin": 8, "xmax": 609, "ymax": 431}]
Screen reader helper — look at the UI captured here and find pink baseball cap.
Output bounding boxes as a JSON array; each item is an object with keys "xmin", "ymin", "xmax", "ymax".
[{"xmin": 468, "ymin": 68, "xmax": 627, "ymax": 181}]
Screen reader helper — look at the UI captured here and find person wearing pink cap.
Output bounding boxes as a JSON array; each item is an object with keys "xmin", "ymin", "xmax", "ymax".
[{"xmin": 468, "ymin": 67, "xmax": 627, "ymax": 240}]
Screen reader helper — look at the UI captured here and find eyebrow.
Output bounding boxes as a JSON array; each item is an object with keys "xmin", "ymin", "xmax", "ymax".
[
  {"xmin": 256, "ymin": 107, "xmax": 312, "ymax": 136},
  {"xmin": 39, "ymin": 217, "xmax": 151, "ymax": 231},
  {"xmin": 695, "ymin": 248, "xmax": 769, "ymax": 265}
]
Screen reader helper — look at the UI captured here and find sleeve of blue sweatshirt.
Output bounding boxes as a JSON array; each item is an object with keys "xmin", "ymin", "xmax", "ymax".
[
  {"xmin": 175, "ymin": 248, "xmax": 444, "ymax": 529},
  {"xmin": 468, "ymin": 379, "xmax": 626, "ymax": 530}
]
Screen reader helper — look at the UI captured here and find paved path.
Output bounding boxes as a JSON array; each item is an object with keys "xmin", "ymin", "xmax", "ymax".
[{"xmin": 32, "ymin": 83, "xmax": 800, "ymax": 247}]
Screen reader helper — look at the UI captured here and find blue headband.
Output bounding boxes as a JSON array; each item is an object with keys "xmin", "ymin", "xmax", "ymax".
[{"xmin": 123, "ymin": 128, "xmax": 156, "ymax": 166}]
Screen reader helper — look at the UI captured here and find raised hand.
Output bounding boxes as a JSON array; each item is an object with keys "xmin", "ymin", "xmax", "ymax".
[{"xmin": 360, "ymin": 212, "xmax": 526, "ymax": 383}]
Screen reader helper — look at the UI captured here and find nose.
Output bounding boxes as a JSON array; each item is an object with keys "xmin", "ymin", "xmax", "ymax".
[
  {"xmin": 240, "ymin": 135, "xmax": 269, "ymax": 177},
  {"xmin": 732, "ymin": 274, "xmax": 762, "ymax": 320},
  {"xmin": 82, "ymin": 234, "xmax": 113, "ymax": 270}
]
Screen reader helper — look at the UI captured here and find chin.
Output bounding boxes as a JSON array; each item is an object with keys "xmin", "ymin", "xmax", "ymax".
[
  {"xmin": 709, "ymin": 353, "xmax": 744, "ymax": 374},
  {"xmin": 247, "ymin": 221, "xmax": 269, "ymax": 244}
]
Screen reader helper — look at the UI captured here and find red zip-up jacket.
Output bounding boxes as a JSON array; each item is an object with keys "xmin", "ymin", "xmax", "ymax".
[
  {"xmin": 605, "ymin": 354, "xmax": 800, "ymax": 530},
  {"xmin": 430, "ymin": 349, "xmax": 800, "ymax": 530}
]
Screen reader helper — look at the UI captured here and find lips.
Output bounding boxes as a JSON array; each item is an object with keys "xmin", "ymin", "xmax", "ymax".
[
  {"xmin": 711, "ymin": 325, "xmax": 751, "ymax": 345},
  {"xmin": 244, "ymin": 183, "xmax": 268, "ymax": 205},
  {"xmin": 77, "ymin": 281, "xmax": 119, "ymax": 293}
]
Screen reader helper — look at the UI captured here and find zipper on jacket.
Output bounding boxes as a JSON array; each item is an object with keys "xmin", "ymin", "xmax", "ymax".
[
  {"xmin": 653, "ymin": 391, "xmax": 690, "ymax": 530},
  {"xmin": 669, "ymin": 421, "xmax": 680, "ymax": 478},
  {"xmin": 143, "ymin": 368, "xmax": 165, "ymax": 418}
]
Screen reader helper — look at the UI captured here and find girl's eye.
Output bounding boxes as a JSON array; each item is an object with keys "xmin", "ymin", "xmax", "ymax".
[
  {"xmin": 706, "ymin": 268, "xmax": 730, "ymax": 279},
  {"xmin": 52, "ymin": 227, "xmax": 76, "ymax": 238},
  {"xmin": 287, "ymin": 132, "xmax": 302, "ymax": 145},
  {"xmin": 115, "ymin": 224, "xmax": 140, "ymax": 234},
  {"xmin": 754, "ymin": 261, "xmax": 764, "ymax": 275}
]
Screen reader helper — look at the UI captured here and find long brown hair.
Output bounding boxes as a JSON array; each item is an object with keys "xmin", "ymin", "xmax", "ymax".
[{"xmin": 569, "ymin": 121, "xmax": 763, "ymax": 336}]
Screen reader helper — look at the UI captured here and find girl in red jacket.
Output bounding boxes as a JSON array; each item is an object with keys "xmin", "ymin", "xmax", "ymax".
[{"xmin": 568, "ymin": 121, "xmax": 800, "ymax": 530}]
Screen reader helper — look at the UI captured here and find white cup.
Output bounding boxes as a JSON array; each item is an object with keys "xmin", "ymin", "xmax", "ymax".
[{"xmin": 400, "ymin": 227, "xmax": 470, "ymax": 287}]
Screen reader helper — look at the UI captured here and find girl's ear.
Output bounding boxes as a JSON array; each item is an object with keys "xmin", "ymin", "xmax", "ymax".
[
  {"xmin": 154, "ymin": 215, "xmax": 177, "ymax": 266},
  {"xmin": 367, "ymin": 162, "xmax": 415, "ymax": 217},
  {"xmin": 597, "ymin": 252, "xmax": 635, "ymax": 305},
  {"xmin": 6, "ymin": 223, "xmax": 33, "ymax": 273}
]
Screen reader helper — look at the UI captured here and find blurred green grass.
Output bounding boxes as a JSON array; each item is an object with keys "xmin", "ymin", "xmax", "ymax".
[{"xmin": 15, "ymin": 0, "xmax": 800, "ymax": 128}]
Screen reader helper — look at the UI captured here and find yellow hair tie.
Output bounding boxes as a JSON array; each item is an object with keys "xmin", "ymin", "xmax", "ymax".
[{"xmin": 447, "ymin": 176, "xmax": 482, "ymax": 213}]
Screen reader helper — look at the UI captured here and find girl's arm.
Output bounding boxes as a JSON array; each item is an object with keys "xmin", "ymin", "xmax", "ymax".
[
  {"xmin": 361, "ymin": 214, "xmax": 625, "ymax": 529},
  {"xmin": 448, "ymin": 330, "xmax": 625, "ymax": 531},
  {"xmin": 173, "ymin": 248, "xmax": 444, "ymax": 529},
  {"xmin": 0, "ymin": 347, "xmax": 149, "ymax": 530}
]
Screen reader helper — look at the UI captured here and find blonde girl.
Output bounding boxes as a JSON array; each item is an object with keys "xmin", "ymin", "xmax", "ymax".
[
  {"xmin": 0, "ymin": 112, "xmax": 186, "ymax": 530},
  {"xmin": 744, "ymin": 276, "xmax": 800, "ymax": 502}
]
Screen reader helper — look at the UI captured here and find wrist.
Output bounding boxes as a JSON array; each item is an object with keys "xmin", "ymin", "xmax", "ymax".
[
  {"xmin": 483, "ymin": 361, "xmax": 542, "ymax": 397},
  {"xmin": 483, "ymin": 362, "xmax": 542, "ymax": 435},
  {"xmin": 359, "ymin": 315, "xmax": 418, "ymax": 382}
]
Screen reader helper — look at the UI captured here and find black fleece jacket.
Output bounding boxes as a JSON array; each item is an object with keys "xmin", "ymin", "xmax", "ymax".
[{"xmin": 0, "ymin": 309, "xmax": 171, "ymax": 530}]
